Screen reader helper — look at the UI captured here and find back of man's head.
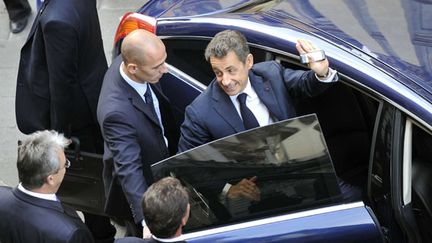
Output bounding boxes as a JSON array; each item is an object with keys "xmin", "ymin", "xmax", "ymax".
[
  {"xmin": 121, "ymin": 29, "xmax": 163, "ymax": 66},
  {"xmin": 17, "ymin": 130, "xmax": 70, "ymax": 190},
  {"xmin": 142, "ymin": 177, "xmax": 190, "ymax": 238}
]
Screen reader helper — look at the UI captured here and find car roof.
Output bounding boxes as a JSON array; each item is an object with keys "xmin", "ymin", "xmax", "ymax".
[{"xmin": 140, "ymin": 0, "xmax": 432, "ymax": 100}]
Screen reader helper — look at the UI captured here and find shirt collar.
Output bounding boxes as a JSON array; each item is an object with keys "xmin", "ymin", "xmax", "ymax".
[
  {"xmin": 229, "ymin": 78, "xmax": 257, "ymax": 102},
  {"xmin": 120, "ymin": 62, "xmax": 149, "ymax": 96},
  {"xmin": 18, "ymin": 183, "xmax": 58, "ymax": 202},
  {"xmin": 152, "ymin": 234, "xmax": 185, "ymax": 242}
]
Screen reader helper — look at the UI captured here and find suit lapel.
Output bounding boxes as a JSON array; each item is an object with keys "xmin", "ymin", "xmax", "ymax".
[
  {"xmin": 151, "ymin": 83, "xmax": 169, "ymax": 108},
  {"xmin": 119, "ymin": 78, "xmax": 162, "ymax": 128},
  {"xmin": 211, "ymin": 82, "xmax": 244, "ymax": 133},
  {"xmin": 26, "ymin": 0, "xmax": 51, "ymax": 42},
  {"xmin": 250, "ymin": 71, "xmax": 283, "ymax": 121}
]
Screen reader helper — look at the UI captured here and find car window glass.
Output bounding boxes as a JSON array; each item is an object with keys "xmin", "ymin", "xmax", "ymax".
[
  {"xmin": 163, "ymin": 39, "xmax": 272, "ymax": 86},
  {"xmin": 152, "ymin": 114, "xmax": 343, "ymax": 232},
  {"xmin": 411, "ymin": 123, "xmax": 432, "ymax": 242},
  {"xmin": 280, "ymin": 56, "xmax": 379, "ymax": 196},
  {"xmin": 163, "ymin": 39, "xmax": 214, "ymax": 86}
]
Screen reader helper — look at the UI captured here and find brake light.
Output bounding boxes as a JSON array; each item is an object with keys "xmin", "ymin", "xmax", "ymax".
[{"xmin": 114, "ymin": 12, "xmax": 157, "ymax": 44}]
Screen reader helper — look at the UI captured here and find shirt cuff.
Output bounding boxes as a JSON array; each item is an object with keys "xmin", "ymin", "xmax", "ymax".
[
  {"xmin": 221, "ymin": 183, "xmax": 232, "ymax": 197},
  {"xmin": 141, "ymin": 219, "xmax": 146, "ymax": 227},
  {"xmin": 315, "ymin": 67, "xmax": 337, "ymax": 83}
]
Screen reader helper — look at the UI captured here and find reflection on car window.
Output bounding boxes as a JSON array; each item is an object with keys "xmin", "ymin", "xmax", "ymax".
[{"xmin": 152, "ymin": 114, "xmax": 342, "ymax": 232}]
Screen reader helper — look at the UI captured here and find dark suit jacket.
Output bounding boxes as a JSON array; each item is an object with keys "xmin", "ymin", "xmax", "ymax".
[
  {"xmin": 97, "ymin": 56, "xmax": 179, "ymax": 223},
  {"xmin": 0, "ymin": 186, "xmax": 93, "ymax": 243},
  {"xmin": 115, "ymin": 236, "xmax": 185, "ymax": 243},
  {"xmin": 15, "ymin": 0, "xmax": 106, "ymax": 150},
  {"xmin": 178, "ymin": 61, "xmax": 336, "ymax": 152}
]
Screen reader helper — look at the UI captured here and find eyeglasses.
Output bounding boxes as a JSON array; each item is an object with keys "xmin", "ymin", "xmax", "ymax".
[{"xmin": 65, "ymin": 159, "xmax": 71, "ymax": 169}]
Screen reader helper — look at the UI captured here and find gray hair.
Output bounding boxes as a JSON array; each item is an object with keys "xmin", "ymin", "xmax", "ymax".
[
  {"xmin": 204, "ymin": 30, "xmax": 250, "ymax": 63},
  {"xmin": 17, "ymin": 130, "xmax": 70, "ymax": 189},
  {"xmin": 142, "ymin": 177, "xmax": 189, "ymax": 238}
]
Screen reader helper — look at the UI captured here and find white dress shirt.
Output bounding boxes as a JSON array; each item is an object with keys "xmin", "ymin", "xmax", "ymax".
[
  {"xmin": 120, "ymin": 62, "xmax": 168, "ymax": 146},
  {"xmin": 152, "ymin": 235, "xmax": 185, "ymax": 242},
  {"xmin": 229, "ymin": 67, "xmax": 337, "ymax": 127},
  {"xmin": 18, "ymin": 183, "xmax": 58, "ymax": 201}
]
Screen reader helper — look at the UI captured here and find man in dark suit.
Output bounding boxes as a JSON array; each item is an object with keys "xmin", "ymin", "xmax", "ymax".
[
  {"xmin": 97, "ymin": 29, "xmax": 179, "ymax": 237},
  {"xmin": 115, "ymin": 177, "xmax": 189, "ymax": 243},
  {"xmin": 3, "ymin": 0, "xmax": 31, "ymax": 33},
  {"xmin": 14, "ymin": 0, "xmax": 115, "ymax": 241},
  {"xmin": 0, "ymin": 130, "xmax": 94, "ymax": 243},
  {"xmin": 178, "ymin": 30, "xmax": 338, "ymax": 201}
]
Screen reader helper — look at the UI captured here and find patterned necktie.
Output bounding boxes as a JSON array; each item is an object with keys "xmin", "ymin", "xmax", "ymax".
[
  {"xmin": 237, "ymin": 93, "xmax": 260, "ymax": 129},
  {"xmin": 144, "ymin": 84, "xmax": 160, "ymax": 125}
]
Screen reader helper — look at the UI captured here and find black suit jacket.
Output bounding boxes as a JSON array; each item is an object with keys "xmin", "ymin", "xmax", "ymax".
[
  {"xmin": 115, "ymin": 236, "xmax": 185, "ymax": 243},
  {"xmin": 15, "ymin": 0, "xmax": 106, "ymax": 149},
  {"xmin": 97, "ymin": 56, "xmax": 179, "ymax": 223},
  {"xmin": 179, "ymin": 61, "xmax": 336, "ymax": 152},
  {"xmin": 0, "ymin": 186, "xmax": 93, "ymax": 243}
]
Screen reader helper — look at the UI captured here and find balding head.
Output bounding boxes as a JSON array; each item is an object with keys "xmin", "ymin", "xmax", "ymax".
[
  {"xmin": 121, "ymin": 29, "xmax": 163, "ymax": 66},
  {"xmin": 120, "ymin": 29, "xmax": 168, "ymax": 83}
]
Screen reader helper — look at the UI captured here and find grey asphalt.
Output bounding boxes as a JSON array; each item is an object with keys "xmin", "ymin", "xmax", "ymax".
[
  {"xmin": 0, "ymin": 0, "xmax": 145, "ymax": 185},
  {"xmin": 0, "ymin": 0, "xmax": 147, "ymax": 237}
]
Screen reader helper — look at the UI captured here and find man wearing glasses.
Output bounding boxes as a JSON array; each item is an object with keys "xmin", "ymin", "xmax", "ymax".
[{"xmin": 0, "ymin": 130, "xmax": 94, "ymax": 243}]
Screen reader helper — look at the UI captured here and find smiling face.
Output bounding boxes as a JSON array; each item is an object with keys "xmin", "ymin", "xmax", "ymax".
[{"xmin": 210, "ymin": 51, "xmax": 253, "ymax": 96}]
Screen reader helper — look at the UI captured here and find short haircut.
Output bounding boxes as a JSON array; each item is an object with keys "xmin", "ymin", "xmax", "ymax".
[
  {"xmin": 17, "ymin": 130, "xmax": 70, "ymax": 189},
  {"xmin": 142, "ymin": 177, "xmax": 189, "ymax": 238},
  {"xmin": 204, "ymin": 29, "xmax": 250, "ymax": 63}
]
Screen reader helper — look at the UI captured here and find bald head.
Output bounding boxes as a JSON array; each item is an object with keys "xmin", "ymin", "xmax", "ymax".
[
  {"xmin": 121, "ymin": 29, "xmax": 164, "ymax": 66},
  {"xmin": 120, "ymin": 29, "xmax": 168, "ymax": 84}
]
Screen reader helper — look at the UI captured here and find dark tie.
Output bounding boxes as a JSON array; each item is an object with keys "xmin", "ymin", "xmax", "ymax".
[
  {"xmin": 144, "ymin": 85, "xmax": 160, "ymax": 125},
  {"xmin": 237, "ymin": 93, "xmax": 260, "ymax": 129}
]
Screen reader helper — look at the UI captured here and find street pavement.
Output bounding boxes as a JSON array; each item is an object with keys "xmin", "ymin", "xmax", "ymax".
[
  {"xmin": 0, "ymin": 0, "xmax": 144, "ymax": 185},
  {"xmin": 0, "ymin": 0, "xmax": 147, "ymax": 238}
]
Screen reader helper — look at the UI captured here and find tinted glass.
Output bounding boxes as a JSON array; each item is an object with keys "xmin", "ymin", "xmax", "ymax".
[{"xmin": 152, "ymin": 114, "xmax": 342, "ymax": 232}]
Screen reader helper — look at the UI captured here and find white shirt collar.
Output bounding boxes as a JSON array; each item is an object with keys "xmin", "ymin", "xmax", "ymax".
[
  {"xmin": 152, "ymin": 234, "xmax": 185, "ymax": 242},
  {"xmin": 119, "ymin": 62, "xmax": 149, "ymax": 96},
  {"xmin": 18, "ymin": 183, "xmax": 58, "ymax": 202},
  {"xmin": 229, "ymin": 78, "xmax": 257, "ymax": 102}
]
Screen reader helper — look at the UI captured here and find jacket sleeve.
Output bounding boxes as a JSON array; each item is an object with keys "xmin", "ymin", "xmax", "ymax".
[
  {"xmin": 102, "ymin": 111, "xmax": 147, "ymax": 223},
  {"xmin": 280, "ymin": 63, "xmax": 335, "ymax": 99},
  {"xmin": 67, "ymin": 228, "xmax": 94, "ymax": 243},
  {"xmin": 178, "ymin": 104, "xmax": 212, "ymax": 153},
  {"xmin": 43, "ymin": 20, "xmax": 79, "ymax": 134}
]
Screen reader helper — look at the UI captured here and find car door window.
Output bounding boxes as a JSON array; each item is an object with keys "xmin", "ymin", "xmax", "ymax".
[
  {"xmin": 163, "ymin": 38, "xmax": 272, "ymax": 87},
  {"xmin": 409, "ymin": 122, "xmax": 432, "ymax": 242},
  {"xmin": 152, "ymin": 114, "xmax": 343, "ymax": 232},
  {"xmin": 279, "ymin": 57, "xmax": 379, "ymax": 192}
]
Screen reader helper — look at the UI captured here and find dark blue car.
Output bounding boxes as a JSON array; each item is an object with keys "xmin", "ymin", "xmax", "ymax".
[{"xmin": 107, "ymin": 0, "xmax": 432, "ymax": 242}]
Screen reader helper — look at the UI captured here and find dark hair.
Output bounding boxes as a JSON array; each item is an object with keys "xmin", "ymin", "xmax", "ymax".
[
  {"xmin": 142, "ymin": 177, "xmax": 189, "ymax": 238},
  {"xmin": 17, "ymin": 130, "xmax": 70, "ymax": 189},
  {"xmin": 205, "ymin": 29, "xmax": 250, "ymax": 63}
]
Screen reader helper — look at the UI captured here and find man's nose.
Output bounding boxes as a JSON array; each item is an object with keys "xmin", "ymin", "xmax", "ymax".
[{"xmin": 220, "ymin": 73, "xmax": 231, "ymax": 86}]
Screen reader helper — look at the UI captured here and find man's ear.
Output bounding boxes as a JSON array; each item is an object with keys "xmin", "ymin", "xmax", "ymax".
[
  {"xmin": 45, "ymin": 175, "xmax": 55, "ymax": 186},
  {"xmin": 181, "ymin": 214, "xmax": 188, "ymax": 226},
  {"xmin": 126, "ymin": 63, "xmax": 138, "ymax": 75},
  {"xmin": 181, "ymin": 203, "xmax": 191, "ymax": 226},
  {"xmin": 246, "ymin": 53, "xmax": 254, "ymax": 69}
]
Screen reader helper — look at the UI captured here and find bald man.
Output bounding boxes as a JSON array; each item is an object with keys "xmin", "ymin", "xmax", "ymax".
[{"xmin": 97, "ymin": 29, "xmax": 179, "ymax": 237}]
